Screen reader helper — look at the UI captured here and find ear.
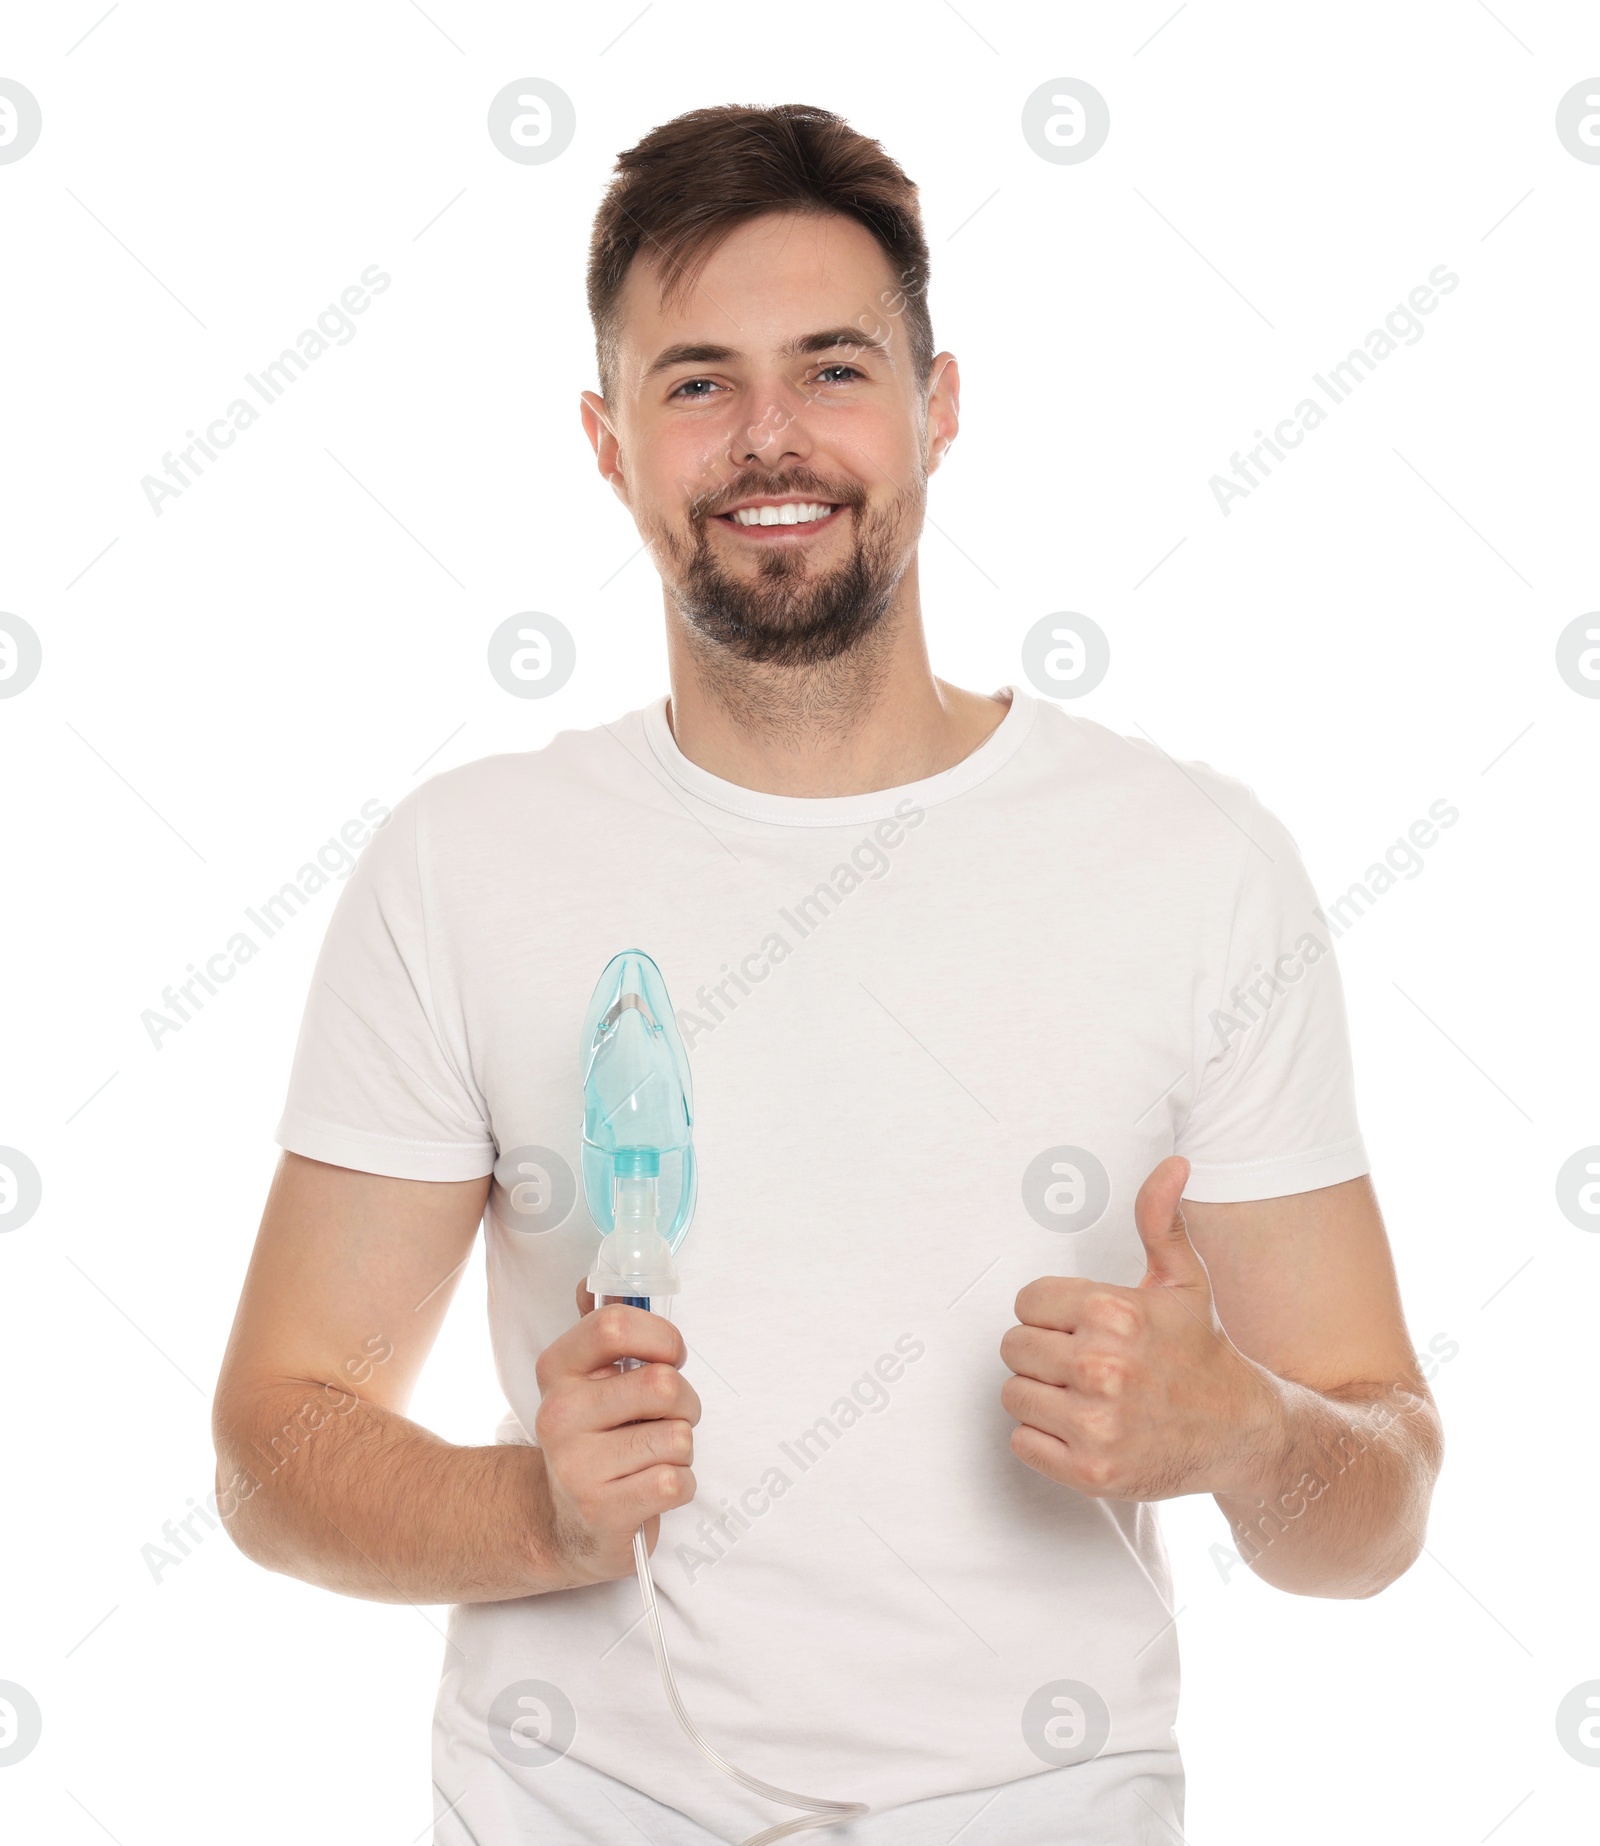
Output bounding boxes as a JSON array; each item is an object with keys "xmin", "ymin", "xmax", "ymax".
[
  {"xmin": 579, "ymin": 390, "xmax": 630, "ymax": 505},
  {"xmin": 924, "ymin": 352, "xmax": 960, "ymax": 473}
]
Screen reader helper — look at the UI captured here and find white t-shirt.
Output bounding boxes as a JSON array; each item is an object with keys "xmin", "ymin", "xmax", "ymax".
[{"xmin": 276, "ymin": 684, "xmax": 1368, "ymax": 1842}]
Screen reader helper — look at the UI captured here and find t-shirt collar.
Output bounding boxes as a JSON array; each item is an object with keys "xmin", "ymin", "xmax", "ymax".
[{"xmin": 639, "ymin": 683, "xmax": 1038, "ymax": 827}]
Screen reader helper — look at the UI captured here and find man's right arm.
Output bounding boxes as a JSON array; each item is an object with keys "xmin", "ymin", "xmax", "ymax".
[{"xmin": 211, "ymin": 1151, "xmax": 699, "ymax": 1604}]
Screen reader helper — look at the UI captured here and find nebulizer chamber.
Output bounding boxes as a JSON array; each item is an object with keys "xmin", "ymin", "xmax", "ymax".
[
  {"xmin": 580, "ymin": 951, "xmax": 867, "ymax": 1844},
  {"xmin": 581, "ymin": 950, "xmax": 693, "ymax": 1327}
]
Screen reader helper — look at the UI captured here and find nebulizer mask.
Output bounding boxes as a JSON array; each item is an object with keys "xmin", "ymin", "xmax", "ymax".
[{"xmin": 581, "ymin": 950, "xmax": 868, "ymax": 1845}]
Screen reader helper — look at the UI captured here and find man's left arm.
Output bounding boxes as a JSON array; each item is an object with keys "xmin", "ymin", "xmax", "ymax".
[{"xmin": 1000, "ymin": 1159, "xmax": 1444, "ymax": 1599}]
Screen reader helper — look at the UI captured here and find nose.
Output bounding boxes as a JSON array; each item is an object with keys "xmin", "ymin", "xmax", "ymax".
[{"xmin": 727, "ymin": 378, "xmax": 815, "ymax": 472}]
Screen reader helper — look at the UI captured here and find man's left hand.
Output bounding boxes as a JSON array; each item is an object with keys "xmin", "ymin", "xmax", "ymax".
[{"xmin": 1000, "ymin": 1155, "xmax": 1286, "ymax": 1502}]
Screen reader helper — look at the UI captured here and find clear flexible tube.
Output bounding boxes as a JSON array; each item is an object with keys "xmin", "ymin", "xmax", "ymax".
[
  {"xmin": 613, "ymin": 1353, "xmax": 869, "ymax": 1845},
  {"xmin": 629, "ymin": 1525, "xmax": 868, "ymax": 1844}
]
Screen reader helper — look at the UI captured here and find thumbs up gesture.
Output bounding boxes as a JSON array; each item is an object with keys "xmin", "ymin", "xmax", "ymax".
[{"xmin": 1000, "ymin": 1156, "xmax": 1282, "ymax": 1502}]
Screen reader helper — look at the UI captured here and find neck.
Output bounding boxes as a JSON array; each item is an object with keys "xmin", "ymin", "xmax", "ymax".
[{"xmin": 662, "ymin": 562, "xmax": 1009, "ymax": 796}]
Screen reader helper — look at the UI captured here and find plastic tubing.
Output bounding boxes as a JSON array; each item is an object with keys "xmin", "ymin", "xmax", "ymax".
[
  {"xmin": 607, "ymin": 1335, "xmax": 869, "ymax": 1844},
  {"xmin": 628, "ymin": 1519, "xmax": 868, "ymax": 1842}
]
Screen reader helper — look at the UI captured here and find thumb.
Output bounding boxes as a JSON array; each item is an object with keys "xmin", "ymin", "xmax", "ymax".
[{"xmin": 1134, "ymin": 1156, "xmax": 1206, "ymax": 1292}]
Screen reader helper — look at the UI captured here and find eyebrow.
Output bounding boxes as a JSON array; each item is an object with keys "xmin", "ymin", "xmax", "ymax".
[{"xmin": 642, "ymin": 326, "xmax": 892, "ymax": 382}]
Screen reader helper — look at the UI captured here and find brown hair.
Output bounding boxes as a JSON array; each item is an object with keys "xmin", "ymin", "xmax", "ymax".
[{"xmin": 586, "ymin": 103, "xmax": 933, "ymax": 406}]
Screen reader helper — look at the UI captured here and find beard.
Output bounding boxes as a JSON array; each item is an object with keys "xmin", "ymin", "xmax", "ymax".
[{"xmin": 647, "ymin": 472, "xmax": 920, "ymax": 669}]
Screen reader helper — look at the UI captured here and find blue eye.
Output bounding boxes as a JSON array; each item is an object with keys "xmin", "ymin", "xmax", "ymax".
[{"xmin": 669, "ymin": 364, "xmax": 863, "ymax": 400}]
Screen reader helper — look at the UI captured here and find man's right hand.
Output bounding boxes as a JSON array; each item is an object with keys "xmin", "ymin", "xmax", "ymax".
[
  {"xmin": 214, "ymin": 1154, "xmax": 703, "ymax": 1607},
  {"xmin": 532, "ymin": 1288, "xmax": 701, "ymax": 1587}
]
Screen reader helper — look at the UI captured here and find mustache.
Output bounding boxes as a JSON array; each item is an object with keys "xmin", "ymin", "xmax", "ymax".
[{"xmin": 693, "ymin": 477, "xmax": 865, "ymax": 521}]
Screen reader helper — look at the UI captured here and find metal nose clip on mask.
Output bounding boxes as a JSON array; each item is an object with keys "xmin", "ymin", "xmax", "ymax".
[
  {"xmin": 578, "ymin": 950, "xmax": 868, "ymax": 1845},
  {"xmin": 580, "ymin": 948, "xmax": 696, "ymax": 1315}
]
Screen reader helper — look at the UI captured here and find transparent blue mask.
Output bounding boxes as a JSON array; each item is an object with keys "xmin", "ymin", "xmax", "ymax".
[{"xmin": 579, "ymin": 948, "xmax": 696, "ymax": 1253}]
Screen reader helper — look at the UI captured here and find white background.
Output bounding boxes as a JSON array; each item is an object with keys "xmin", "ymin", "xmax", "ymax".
[{"xmin": 2, "ymin": 2, "xmax": 1597, "ymax": 1841}]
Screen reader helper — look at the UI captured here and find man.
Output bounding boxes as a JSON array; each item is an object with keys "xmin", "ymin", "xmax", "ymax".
[{"xmin": 213, "ymin": 103, "xmax": 1443, "ymax": 1844}]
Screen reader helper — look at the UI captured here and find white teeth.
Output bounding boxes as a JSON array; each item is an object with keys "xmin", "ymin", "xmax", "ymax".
[{"xmin": 729, "ymin": 501, "xmax": 834, "ymax": 527}]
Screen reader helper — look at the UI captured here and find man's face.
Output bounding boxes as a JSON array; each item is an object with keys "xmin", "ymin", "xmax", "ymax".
[{"xmin": 582, "ymin": 211, "xmax": 955, "ymax": 668}]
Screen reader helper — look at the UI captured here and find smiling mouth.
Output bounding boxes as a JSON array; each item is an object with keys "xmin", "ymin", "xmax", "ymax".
[{"xmin": 712, "ymin": 500, "xmax": 845, "ymax": 537}]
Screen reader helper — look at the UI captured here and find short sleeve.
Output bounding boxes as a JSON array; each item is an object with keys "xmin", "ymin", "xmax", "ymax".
[
  {"xmin": 274, "ymin": 789, "xmax": 497, "ymax": 1181},
  {"xmin": 1176, "ymin": 794, "xmax": 1370, "ymax": 1203}
]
